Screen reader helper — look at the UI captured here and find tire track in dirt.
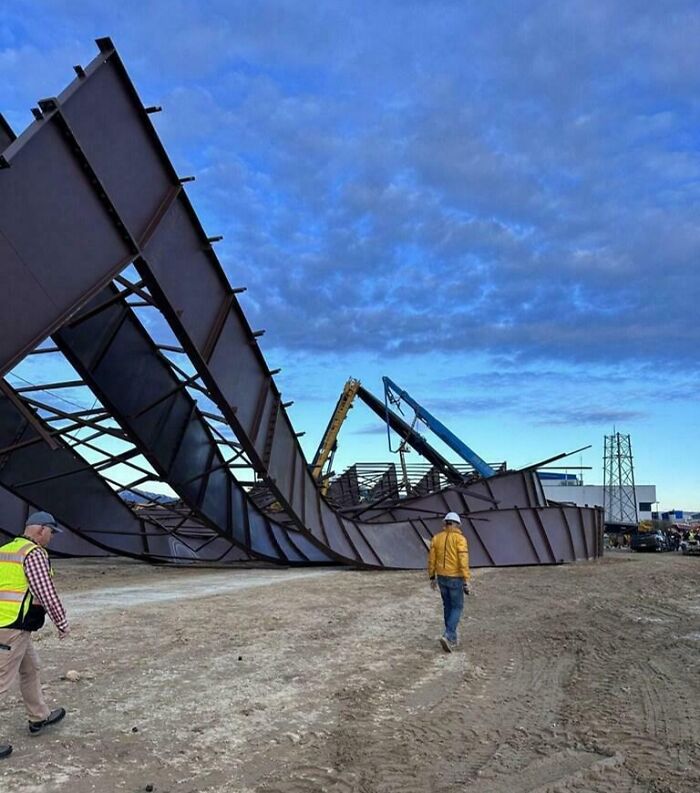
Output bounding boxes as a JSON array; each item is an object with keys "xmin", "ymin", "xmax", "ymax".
[
  {"xmin": 269, "ymin": 617, "xmax": 586, "ymax": 792},
  {"xmin": 258, "ymin": 620, "xmax": 524, "ymax": 791},
  {"xmin": 4, "ymin": 555, "xmax": 699, "ymax": 793},
  {"xmin": 553, "ymin": 579, "xmax": 700, "ymax": 792},
  {"xmin": 449, "ymin": 749, "xmax": 623, "ymax": 793},
  {"xmin": 236, "ymin": 558, "xmax": 700, "ymax": 793}
]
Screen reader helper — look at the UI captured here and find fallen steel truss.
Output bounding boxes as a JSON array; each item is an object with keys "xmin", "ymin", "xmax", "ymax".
[
  {"xmin": 327, "ymin": 461, "xmax": 508, "ymax": 510},
  {"xmin": 0, "ymin": 38, "xmax": 603, "ymax": 568},
  {"xmin": 0, "ymin": 380, "xmax": 250, "ymax": 563}
]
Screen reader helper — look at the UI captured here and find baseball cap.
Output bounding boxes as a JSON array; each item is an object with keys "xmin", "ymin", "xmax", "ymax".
[{"xmin": 25, "ymin": 511, "xmax": 63, "ymax": 533}]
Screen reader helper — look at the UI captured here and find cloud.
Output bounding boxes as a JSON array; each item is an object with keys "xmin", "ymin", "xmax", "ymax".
[
  {"xmin": 350, "ymin": 422, "xmax": 389, "ymax": 436},
  {"xmin": 3, "ymin": 1, "xmax": 700, "ymax": 376},
  {"xmin": 537, "ymin": 408, "xmax": 648, "ymax": 427},
  {"xmin": 418, "ymin": 397, "xmax": 500, "ymax": 417}
]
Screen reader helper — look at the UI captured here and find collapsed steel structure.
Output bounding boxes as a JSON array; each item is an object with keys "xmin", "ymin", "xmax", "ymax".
[{"xmin": 0, "ymin": 38, "xmax": 603, "ymax": 568}]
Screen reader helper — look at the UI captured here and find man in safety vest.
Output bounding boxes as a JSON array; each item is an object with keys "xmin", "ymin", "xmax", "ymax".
[
  {"xmin": 0, "ymin": 512, "xmax": 70, "ymax": 759},
  {"xmin": 428, "ymin": 511, "xmax": 471, "ymax": 653}
]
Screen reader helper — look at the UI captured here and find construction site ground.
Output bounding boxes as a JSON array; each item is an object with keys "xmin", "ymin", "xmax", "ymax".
[{"xmin": 1, "ymin": 552, "xmax": 699, "ymax": 793}]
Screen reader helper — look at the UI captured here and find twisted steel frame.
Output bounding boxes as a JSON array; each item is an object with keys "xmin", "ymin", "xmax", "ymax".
[{"xmin": 0, "ymin": 39, "xmax": 603, "ymax": 568}]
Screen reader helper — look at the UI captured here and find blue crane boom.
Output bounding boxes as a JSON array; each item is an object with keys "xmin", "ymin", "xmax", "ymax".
[{"xmin": 382, "ymin": 376, "xmax": 496, "ymax": 479}]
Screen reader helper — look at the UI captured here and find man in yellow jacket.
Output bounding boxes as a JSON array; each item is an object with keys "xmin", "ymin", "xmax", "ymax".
[{"xmin": 428, "ymin": 512, "xmax": 470, "ymax": 652}]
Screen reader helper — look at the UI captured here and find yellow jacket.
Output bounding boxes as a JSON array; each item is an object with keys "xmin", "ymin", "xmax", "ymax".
[{"xmin": 428, "ymin": 528, "xmax": 470, "ymax": 581}]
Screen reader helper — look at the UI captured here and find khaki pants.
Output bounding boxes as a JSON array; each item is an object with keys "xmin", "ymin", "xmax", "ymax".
[{"xmin": 0, "ymin": 628, "xmax": 51, "ymax": 722}]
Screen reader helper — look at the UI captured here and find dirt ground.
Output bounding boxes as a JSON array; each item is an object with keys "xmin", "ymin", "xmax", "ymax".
[{"xmin": 1, "ymin": 552, "xmax": 699, "ymax": 793}]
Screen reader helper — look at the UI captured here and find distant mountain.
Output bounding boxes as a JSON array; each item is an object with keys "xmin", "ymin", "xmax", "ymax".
[{"xmin": 118, "ymin": 488, "xmax": 177, "ymax": 505}]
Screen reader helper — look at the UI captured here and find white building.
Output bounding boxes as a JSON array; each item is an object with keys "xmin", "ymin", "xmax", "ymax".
[{"xmin": 540, "ymin": 475, "xmax": 656, "ymax": 523}]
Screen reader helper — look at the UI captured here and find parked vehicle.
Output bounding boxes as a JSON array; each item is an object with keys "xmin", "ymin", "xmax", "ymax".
[
  {"xmin": 680, "ymin": 537, "xmax": 700, "ymax": 556},
  {"xmin": 630, "ymin": 531, "xmax": 671, "ymax": 552}
]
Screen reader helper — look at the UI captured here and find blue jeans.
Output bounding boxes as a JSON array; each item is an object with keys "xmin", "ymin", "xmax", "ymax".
[{"xmin": 438, "ymin": 575, "xmax": 465, "ymax": 643}]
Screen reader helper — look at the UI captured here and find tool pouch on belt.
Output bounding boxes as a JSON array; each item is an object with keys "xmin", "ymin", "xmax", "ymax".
[{"xmin": 19, "ymin": 602, "xmax": 47, "ymax": 632}]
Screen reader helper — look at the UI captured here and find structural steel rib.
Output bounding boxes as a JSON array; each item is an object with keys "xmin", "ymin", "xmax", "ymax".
[
  {"xmin": 343, "ymin": 469, "xmax": 547, "ymax": 522},
  {"xmin": 0, "ymin": 485, "xmax": 109, "ymax": 557},
  {"xmin": 436, "ymin": 505, "xmax": 603, "ymax": 566},
  {"xmin": 0, "ymin": 117, "xmax": 124, "ymax": 558},
  {"xmin": 0, "ymin": 39, "xmax": 602, "ymax": 568},
  {"xmin": 0, "ymin": 113, "xmax": 249, "ymax": 565},
  {"xmin": 0, "ymin": 89, "xmax": 137, "ymax": 376},
  {"xmin": 1, "ymin": 45, "xmax": 337, "ymax": 565},
  {"xmin": 0, "ymin": 389, "xmax": 251, "ymax": 564},
  {"xmin": 0, "ymin": 385, "xmax": 248, "ymax": 563},
  {"xmin": 54, "ymin": 285, "xmax": 333, "ymax": 565}
]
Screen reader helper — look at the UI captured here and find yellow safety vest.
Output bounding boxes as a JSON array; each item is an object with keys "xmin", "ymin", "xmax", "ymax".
[{"xmin": 0, "ymin": 537, "xmax": 50, "ymax": 630}]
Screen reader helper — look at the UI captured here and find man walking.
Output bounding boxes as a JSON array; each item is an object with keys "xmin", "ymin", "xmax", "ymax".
[
  {"xmin": 0, "ymin": 512, "xmax": 70, "ymax": 759},
  {"xmin": 428, "ymin": 512, "xmax": 470, "ymax": 652}
]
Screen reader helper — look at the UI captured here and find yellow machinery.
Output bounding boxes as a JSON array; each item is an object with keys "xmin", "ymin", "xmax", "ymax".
[{"xmin": 311, "ymin": 378, "xmax": 361, "ymax": 495}]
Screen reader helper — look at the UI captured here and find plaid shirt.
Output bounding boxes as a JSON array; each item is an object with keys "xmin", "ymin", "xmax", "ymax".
[{"xmin": 24, "ymin": 548, "xmax": 69, "ymax": 632}]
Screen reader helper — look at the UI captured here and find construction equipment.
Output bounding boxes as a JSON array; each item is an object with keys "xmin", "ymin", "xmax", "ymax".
[
  {"xmin": 382, "ymin": 377, "xmax": 495, "ymax": 478},
  {"xmin": 311, "ymin": 379, "xmax": 472, "ymax": 495},
  {"xmin": 311, "ymin": 378, "xmax": 361, "ymax": 494},
  {"xmin": 356, "ymin": 386, "xmax": 468, "ymax": 485}
]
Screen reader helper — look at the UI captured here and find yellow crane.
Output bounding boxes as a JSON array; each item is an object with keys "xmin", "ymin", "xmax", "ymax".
[{"xmin": 311, "ymin": 377, "xmax": 361, "ymax": 495}]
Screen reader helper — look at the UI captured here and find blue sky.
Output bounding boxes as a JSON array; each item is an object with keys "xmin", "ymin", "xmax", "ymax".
[{"xmin": 1, "ymin": 2, "xmax": 699, "ymax": 510}]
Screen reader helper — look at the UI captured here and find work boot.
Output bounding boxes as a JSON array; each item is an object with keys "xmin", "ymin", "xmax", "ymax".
[
  {"xmin": 29, "ymin": 707, "xmax": 66, "ymax": 736},
  {"xmin": 440, "ymin": 636, "xmax": 452, "ymax": 653},
  {"xmin": 0, "ymin": 744, "xmax": 12, "ymax": 759}
]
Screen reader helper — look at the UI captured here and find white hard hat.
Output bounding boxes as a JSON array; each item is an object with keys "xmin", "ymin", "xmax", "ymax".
[{"xmin": 443, "ymin": 511, "xmax": 461, "ymax": 525}]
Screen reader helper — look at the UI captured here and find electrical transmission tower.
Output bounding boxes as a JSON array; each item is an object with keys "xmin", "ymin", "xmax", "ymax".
[{"xmin": 603, "ymin": 433, "xmax": 638, "ymax": 527}]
